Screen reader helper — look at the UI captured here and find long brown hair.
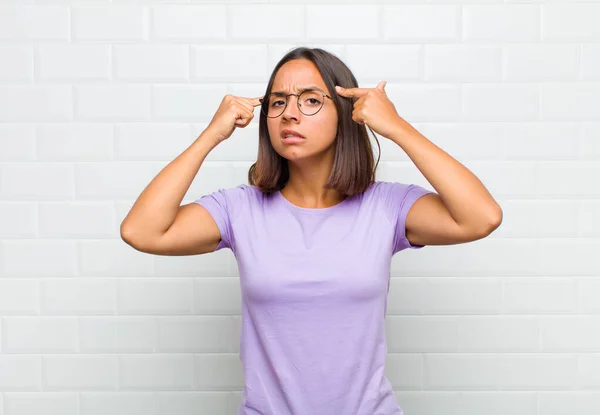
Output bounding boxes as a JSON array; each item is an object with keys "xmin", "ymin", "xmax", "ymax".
[{"xmin": 248, "ymin": 47, "xmax": 381, "ymax": 196}]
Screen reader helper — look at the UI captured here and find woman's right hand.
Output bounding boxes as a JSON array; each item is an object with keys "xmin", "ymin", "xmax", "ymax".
[{"xmin": 205, "ymin": 94, "xmax": 264, "ymax": 144}]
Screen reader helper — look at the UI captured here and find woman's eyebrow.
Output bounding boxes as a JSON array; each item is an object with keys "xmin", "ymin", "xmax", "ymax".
[{"xmin": 271, "ymin": 86, "xmax": 326, "ymax": 95}]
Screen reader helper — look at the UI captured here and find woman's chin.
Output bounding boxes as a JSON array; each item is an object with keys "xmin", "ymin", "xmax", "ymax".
[
  {"xmin": 273, "ymin": 141, "xmax": 335, "ymax": 162},
  {"xmin": 280, "ymin": 149, "xmax": 308, "ymax": 161}
]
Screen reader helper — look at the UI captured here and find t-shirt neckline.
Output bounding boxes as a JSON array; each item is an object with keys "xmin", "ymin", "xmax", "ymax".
[{"xmin": 275, "ymin": 190, "xmax": 352, "ymax": 215}]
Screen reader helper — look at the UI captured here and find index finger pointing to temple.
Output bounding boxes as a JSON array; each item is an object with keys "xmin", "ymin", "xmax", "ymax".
[
  {"xmin": 238, "ymin": 96, "xmax": 264, "ymax": 106},
  {"xmin": 335, "ymin": 86, "xmax": 370, "ymax": 98}
]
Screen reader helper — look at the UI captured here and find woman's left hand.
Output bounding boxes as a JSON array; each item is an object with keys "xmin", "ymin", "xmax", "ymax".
[{"xmin": 335, "ymin": 81, "xmax": 404, "ymax": 140}]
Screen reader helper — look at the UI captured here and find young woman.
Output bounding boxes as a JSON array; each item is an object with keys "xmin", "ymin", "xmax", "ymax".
[{"xmin": 121, "ymin": 47, "xmax": 502, "ymax": 415}]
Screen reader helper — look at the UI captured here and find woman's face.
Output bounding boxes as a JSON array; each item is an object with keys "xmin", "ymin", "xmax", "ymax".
[{"xmin": 266, "ymin": 59, "xmax": 338, "ymax": 163}]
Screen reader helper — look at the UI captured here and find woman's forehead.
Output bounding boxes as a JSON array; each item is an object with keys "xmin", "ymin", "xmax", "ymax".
[
  {"xmin": 270, "ymin": 85, "xmax": 327, "ymax": 95},
  {"xmin": 272, "ymin": 61, "xmax": 327, "ymax": 93}
]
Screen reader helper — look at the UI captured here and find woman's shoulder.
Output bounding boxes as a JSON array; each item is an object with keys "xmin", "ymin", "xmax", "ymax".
[
  {"xmin": 216, "ymin": 183, "xmax": 272, "ymax": 205},
  {"xmin": 363, "ymin": 180, "xmax": 408, "ymax": 196},
  {"xmin": 195, "ymin": 183, "xmax": 261, "ymax": 206},
  {"xmin": 368, "ymin": 180, "xmax": 424, "ymax": 194},
  {"xmin": 363, "ymin": 180, "xmax": 433, "ymax": 207}
]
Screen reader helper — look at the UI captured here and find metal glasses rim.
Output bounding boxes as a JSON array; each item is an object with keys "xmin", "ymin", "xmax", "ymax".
[{"xmin": 259, "ymin": 91, "xmax": 333, "ymax": 118}]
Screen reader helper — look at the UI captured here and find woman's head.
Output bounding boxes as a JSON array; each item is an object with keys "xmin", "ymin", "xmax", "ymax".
[{"xmin": 248, "ymin": 47, "xmax": 380, "ymax": 196}]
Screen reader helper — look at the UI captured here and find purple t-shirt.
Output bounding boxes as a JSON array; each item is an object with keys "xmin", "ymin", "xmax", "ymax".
[{"xmin": 195, "ymin": 180, "xmax": 433, "ymax": 415}]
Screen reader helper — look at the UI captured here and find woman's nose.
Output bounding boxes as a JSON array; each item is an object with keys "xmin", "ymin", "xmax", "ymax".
[{"xmin": 282, "ymin": 95, "xmax": 301, "ymax": 119}]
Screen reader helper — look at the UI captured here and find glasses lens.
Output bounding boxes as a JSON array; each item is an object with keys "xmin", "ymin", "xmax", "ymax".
[
  {"xmin": 262, "ymin": 91, "xmax": 324, "ymax": 117},
  {"xmin": 299, "ymin": 90, "xmax": 324, "ymax": 116},
  {"xmin": 264, "ymin": 94, "xmax": 286, "ymax": 117}
]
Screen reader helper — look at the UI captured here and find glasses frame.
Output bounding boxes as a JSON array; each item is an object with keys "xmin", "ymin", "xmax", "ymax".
[{"xmin": 259, "ymin": 91, "xmax": 333, "ymax": 118}]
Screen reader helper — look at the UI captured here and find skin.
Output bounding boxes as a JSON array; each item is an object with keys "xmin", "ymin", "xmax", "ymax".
[{"xmin": 267, "ymin": 59, "xmax": 346, "ymax": 209}]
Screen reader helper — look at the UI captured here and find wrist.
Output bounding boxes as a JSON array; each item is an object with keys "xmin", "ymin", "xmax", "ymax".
[{"xmin": 197, "ymin": 128, "xmax": 223, "ymax": 148}]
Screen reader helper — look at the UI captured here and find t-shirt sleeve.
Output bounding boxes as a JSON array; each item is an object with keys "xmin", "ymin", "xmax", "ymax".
[
  {"xmin": 193, "ymin": 184, "xmax": 248, "ymax": 252},
  {"xmin": 379, "ymin": 181, "xmax": 435, "ymax": 254}
]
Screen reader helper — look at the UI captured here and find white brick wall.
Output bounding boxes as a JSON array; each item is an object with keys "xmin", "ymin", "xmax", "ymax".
[{"xmin": 0, "ymin": 0, "xmax": 598, "ymax": 414}]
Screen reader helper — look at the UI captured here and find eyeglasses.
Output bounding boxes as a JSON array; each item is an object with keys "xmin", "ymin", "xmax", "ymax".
[{"xmin": 259, "ymin": 90, "xmax": 333, "ymax": 118}]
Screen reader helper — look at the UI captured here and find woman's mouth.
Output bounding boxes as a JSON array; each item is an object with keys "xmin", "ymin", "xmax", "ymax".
[{"xmin": 281, "ymin": 135, "xmax": 305, "ymax": 144}]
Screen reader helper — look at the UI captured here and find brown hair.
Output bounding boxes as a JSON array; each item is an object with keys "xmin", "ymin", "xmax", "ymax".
[{"xmin": 248, "ymin": 47, "xmax": 381, "ymax": 197}]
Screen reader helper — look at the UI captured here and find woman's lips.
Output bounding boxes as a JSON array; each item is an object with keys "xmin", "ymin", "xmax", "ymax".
[{"xmin": 281, "ymin": 136, "xmax": 305, "ymax": 144}]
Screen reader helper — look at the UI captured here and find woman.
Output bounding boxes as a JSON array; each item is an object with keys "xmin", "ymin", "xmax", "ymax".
[{"xmin": 121, "ymin": 47, "xmax": 502, "ymax": 415}]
